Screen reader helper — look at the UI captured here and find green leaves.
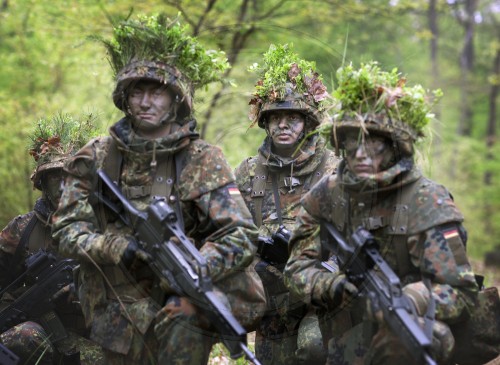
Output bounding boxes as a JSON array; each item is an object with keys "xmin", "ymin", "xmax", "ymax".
[
  {"xmin": 248, "ymin": 43, "xmax": 327, "ymax": 102},
  {"xmin": 28, "ymin": 112, "xmax": 100, "ymax": 166},
  {"xmin": 333, "ymin": 61, "xmax": 442, "ymax": 137},
  {"xmin": 96, "ymin": 13, "xmax": 230, "ymax": 89}
]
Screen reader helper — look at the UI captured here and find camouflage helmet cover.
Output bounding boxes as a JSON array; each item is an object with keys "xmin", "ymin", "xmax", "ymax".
[
  {"xmin": 112, "ymin": 59, "xmax": 193, "ymax": 118},
  {"xmin": 100, "ymin": 14, "xmax": 230, "ymax": 119},
  {"xmin": 29, "ymin": 113, "xmax": 99, "ymax": 190},
  {"xmin": 331, "ymin": 61, "xmax": 442, "ymax": 156},
  {"xmin": 248, "ymin": 44, "xmax": 332, "ymax": 130}
]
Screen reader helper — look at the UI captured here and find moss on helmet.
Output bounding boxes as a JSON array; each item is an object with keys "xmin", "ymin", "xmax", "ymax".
[
  {"xmin": 333, "ymin": 61, "xmax": 442, "ymax": 138},
  {"xmin": 95, "ymin": 13, "xmax": 230, "ymax": 90},
  {"xmin": 29, "ymin": 112, "xmax": 100, "ymax": 189},
  {"xmin": 248, "ymin": 43, "xmax": 332, "ymax": 128}
]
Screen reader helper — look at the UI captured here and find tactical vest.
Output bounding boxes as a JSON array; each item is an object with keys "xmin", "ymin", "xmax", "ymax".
[
  {"xmin": 4, "ymin": 200, "xmax": 54, "ymax": 287},
  {"xmin": 95, "ymin": 137, "xmax": 186, "ymax": 305},
  {"xmin": 328, "ymin": 179, "xmax": 422, "ymax": 281},
  {"xmin": 249, "ymin": 152, "xmax": 329, "ymax": 227}
]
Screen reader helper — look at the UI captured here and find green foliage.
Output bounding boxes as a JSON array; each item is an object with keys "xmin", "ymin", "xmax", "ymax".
[
  {"xmin": 94, "ymin": 13, "xmax": 230, "ymax": 89},
  {"xmin": 247, "ymin": 43, "xmax": 331, "ymax": 125},
  {"xmin": 28, "ymin": 112, "xmax": 100, "ymax": 168},
  {"xmin": 248, "ymin": 43, "xmax": 324, "ymax": 101},
  {"xmin": 0, "ymin": 0, "xmax": 498, "ymax": 269},
  {"xmin": 333, "ymin": 61, "xmax": 443, "ymax": 137}
]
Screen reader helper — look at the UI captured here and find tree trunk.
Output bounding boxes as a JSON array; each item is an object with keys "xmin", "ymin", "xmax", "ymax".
[
  {"xmin": 483, "ymin": 46, "xmax": 500, "ymax": 234},
  {"xmin": 456, "ymin": 0, "xmax": 477, "ymax": 136},
  {"xmin": 429, "ymin": 0, "xmax": 442, "ymax": 158}
]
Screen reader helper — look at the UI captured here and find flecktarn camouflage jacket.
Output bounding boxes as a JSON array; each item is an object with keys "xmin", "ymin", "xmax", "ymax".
[
  {"xmin": 235, "ymin": 135, "xmax": 339, "ymax": 237},
  {"xmin": 284, "ymin": 158, "xmax": 478, "ymax": 336},
  {"xmin": 52, "ymin": 117, "xmax": 264, "ymax": 354}
]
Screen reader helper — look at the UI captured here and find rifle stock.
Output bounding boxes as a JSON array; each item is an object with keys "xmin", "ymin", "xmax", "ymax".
[
  {"xmin": 320, "ymin": 222, "xmax": 436, "ymax": 365},
  {"xmin": 95, "ymin": 169, "xmax": 260, "ymax": 365}
]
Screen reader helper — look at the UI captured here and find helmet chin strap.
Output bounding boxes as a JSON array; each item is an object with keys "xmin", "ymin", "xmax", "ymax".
[
  {"xmin": 297, "ymin": 130, "xmax": 305, "ymax": 142},
  {"xmin": 160, "ymin": 101, "xmax": 179, "ymax": 125}
]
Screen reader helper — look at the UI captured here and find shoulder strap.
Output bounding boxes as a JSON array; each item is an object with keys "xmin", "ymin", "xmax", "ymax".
[
  {"xmin": 149, "ymin": 149, "xmax": 188, "ymax": 230},
  {"xmin": 94, "ymin": 138, "xmax": 123, "ymax": 231},
  {"xmin": 1, "ymin": 215, "xmax": 38, "ymax": 288},
  {"xmin": 270, "ymin": 173, "xmax": 283, "ymax": 226},
  {"xmin": 174, "ymin": 149, "xmax": 188, "ymax": 230},
  {"xmin": 391, "ymin": 178, "xmax": 422, "ymax": 278},
  {"xmin": 102, "ymin": 138, "xmax": 123, "ymax": 184},
  {"xmin": 251, "ymin": 155, "xmax": 269, "ymax": 227}
]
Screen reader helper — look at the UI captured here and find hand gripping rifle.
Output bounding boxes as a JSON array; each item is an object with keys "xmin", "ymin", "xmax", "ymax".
[
  {"xmin": 95, "ymin": 169, "xmax": 260, "ymax": 365},
  {"xmin": 320, "ymin": 222, "xmax": 436, "ymax": 365},
  {"xmin": 257, "ymin": 225, "xmax": 291, "ymax": 267},
  {"xmin": 0, "ymin": 250, "xmax": 77, "ymax": 344}
]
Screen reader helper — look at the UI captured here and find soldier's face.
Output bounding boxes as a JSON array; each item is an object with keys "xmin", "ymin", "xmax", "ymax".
[
  {"xmin": 127, "ymin": 80, "xmax": 174, "ymax": 132},
  {"xmin": 266, "ymin": 111, "xmax": 305, "ymax": 154},
  {"xmin": 42, "ymin": 170, "xmax": 64, "ymax": 209},
  {"xmin": 343, "ymin": 131, "xmax": 392, "ymax": 177}
]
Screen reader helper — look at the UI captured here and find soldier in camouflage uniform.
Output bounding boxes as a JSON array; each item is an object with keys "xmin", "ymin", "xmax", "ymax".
[
  {"xmin": 51, "ymin": 14, "xmax": 264, "ymax": 365},
  {"xmin": 283, "ymin": 62, "xmax": 479, "ymax": 365},
  {"xmin": 0, "ymin": 114, "xmax": 104, "ymax": 365},
  {"xmin": 235, "ymin": 44, "xmax": 339, "ymax": 365}
]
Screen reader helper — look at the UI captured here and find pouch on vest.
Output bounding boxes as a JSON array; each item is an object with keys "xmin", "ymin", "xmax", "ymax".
[{"xmin": 450, "ymin": 276, "xmax": 500, "ymax": 365}]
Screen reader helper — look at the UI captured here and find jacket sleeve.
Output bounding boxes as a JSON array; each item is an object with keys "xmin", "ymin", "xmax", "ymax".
[
  {"xmin": 51, "ymin": 138, "xmax": 130, "ymax": 265},
  {"xmin": 407, "ymin": 223, "xmax": 478, "ymax": 322},
  {"xmin": 179, "ymin": 143, "xmax": 258, "ymax": 283},
  {"xmin": 284, "ymin": 176, "xmax": 340, "ymax": 309},
  {"xmin": 194, "ymin": 183, "xmax": 259, "ymax": 283}
]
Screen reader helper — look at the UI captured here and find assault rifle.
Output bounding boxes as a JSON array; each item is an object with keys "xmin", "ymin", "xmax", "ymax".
[
  {"xmin": 320, "ymin": 222, "xmax": 436, "ymax": 365},
  {"xmin": 0, "ymin": 250, "xmax": 77, "ymax": 343},
  {"xmin": 0, "ymin": 343, "xmax": 19, "ymax": 365},
  {"xmin": 95, "ymin": 169, "xmax": 260, "ymax": 365}
]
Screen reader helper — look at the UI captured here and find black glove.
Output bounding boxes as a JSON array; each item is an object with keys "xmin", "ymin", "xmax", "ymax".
[
  {"xmin": 120, "ymin": 239, "xmax": 150, "ymax": 269},
  {"xmin": 324, "ymin": 274, "xmax": 359, "ymax": 310}
]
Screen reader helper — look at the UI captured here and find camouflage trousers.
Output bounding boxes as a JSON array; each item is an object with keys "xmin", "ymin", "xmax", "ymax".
[
  {"xmin": 102, "ymin": 295, "xmax": 217, "ymax": 365},
  {"xmin": 325, "ymin": 319, "xmax": 454, "ymax": 365},
  {"xmin": 0, "ymin": 321, "xmax": 103, "ymax": 365},
  {"xmin": 0, "ymin": 321, "xmax": 54, "ymax": 365},
  {"xmin": 255, "ymin": 261, "xmax": 326, "ymax": 365}
]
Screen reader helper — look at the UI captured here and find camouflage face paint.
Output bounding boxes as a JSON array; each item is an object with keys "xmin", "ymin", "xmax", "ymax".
[
  {"xmin": 266, "ymin": 111, "xmax": 305, "ymax": 156},
  {"xmin": 127, "ymin": 80, "xmax": 175, "ymax": 138},
  {"xmin": 343, "ymin": 131, "xmax": 393, "ymax": 177}
]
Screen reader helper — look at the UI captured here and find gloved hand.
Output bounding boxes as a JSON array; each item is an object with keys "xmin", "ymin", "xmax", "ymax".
[
  {"xmin": 52, "ymin": 283, "xmax": 78, "ymax": 305},
  {"xmin": 402, "ymin": 281, "xmax": 431, "ymax": 316},
  {"xmin": 120, "ymin": 237, "xmax": 151, "ymax": 269},
  {"xmin": 323, "ymin": 274, "xmax": 359, "ymax": 310},
  {"xmin": 365, "ymin": 281, "xmax": 431, "ymax": 323}
]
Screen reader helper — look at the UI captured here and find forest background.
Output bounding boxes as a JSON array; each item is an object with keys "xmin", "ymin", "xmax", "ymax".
[{"xmin": 0, "ymin": 0, "xmax": 499, "ymax": 276}]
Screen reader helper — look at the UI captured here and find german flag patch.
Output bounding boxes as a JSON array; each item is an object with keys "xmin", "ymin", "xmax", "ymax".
[
  {"xmin": 228, "ymin": 186, "xmax": 241, "ymax": 196},
  {"xmin": 440, "ymin": 225, "xmax": 467, "ymax": 266},
  {"xmin": 443, "ymin": 228, "xmax": 459, "ymax": 240}
]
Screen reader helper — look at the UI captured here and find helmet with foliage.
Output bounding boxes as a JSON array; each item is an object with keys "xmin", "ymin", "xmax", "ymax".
[
  {"xmin": 248, "ymin": 43, "xmax": 332, "ymax": 130},
  {"xmin": 331, "ymin": 61, "xmax": 442, "ymax": 156},
  {"xmin": 96, "ymin": 13, "xmax": 230, "ymax": 119},
  {"xmin": 29, "ymin": 112, "xmax": 100, "ymax": 191}
]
